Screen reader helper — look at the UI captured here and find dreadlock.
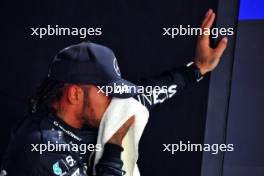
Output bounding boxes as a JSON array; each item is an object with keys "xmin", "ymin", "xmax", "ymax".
[{"xmin": 29, "ymin": 77, "xmax": 65, "ymax": 114}]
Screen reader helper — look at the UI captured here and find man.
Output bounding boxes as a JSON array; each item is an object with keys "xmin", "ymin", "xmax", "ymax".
[{"xmin": 1, "ymin": 9, "xmax": 227, "ymax": 176}]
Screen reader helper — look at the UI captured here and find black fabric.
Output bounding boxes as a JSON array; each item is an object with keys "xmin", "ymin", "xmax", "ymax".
[
  {"xmin": 134, "ymin": 66, "xmax": 200, "ymax": 110},
  {"xmin": 0, "ymin": 114, "xmax": 124, "ymax": 176},
  {"xmin": 102, "ymin": 144, "xmax": 124, "ymax": 159}
]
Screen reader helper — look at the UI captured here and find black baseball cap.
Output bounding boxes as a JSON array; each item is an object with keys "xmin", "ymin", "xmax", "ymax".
[{"xmin": 48, "ymin": 41, "xmax": 138, "ymax": 98}]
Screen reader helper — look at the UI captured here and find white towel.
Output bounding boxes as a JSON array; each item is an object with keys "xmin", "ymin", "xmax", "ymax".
[{"xmin": 93, "ymin": 97, "xmax": 149, "ymax": 176}]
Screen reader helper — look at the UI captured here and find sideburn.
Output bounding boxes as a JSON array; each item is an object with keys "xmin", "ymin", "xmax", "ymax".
[{"xmin": 80, "ymin": 86, "xmax": 96, "ymax": 126}]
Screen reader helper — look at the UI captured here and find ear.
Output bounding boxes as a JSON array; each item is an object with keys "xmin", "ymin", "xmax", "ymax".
[{"xmin": 66, "ymin": 85, "xmax": 84, "ymax": 105}]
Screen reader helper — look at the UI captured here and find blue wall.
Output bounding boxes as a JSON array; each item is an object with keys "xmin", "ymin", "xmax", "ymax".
[{"xmin": 239, "ymin": 0, "xmax": 264, "ymax": 20}]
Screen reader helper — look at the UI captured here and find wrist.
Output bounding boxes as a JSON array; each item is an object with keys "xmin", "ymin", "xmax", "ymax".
[
  {"xmin": 194, "ymin": 62, "xmax": 209, "ymax": 75},
  {"xmin": 107, "ymin": 134, "xmax": 123, "ymax": 146},
  {"xmin": 107, "ymin": 139, "xmax": 122, "ymax": 146},
  {"xmin": 186, "ymin": 61, "xmax": 204, "ymax": 82}
]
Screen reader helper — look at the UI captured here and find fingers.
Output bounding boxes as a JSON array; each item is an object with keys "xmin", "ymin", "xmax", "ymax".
[
  {"xmin": 125, "ymin": 116, "xmax": 135, "ymax": 128},
  {"xmin": 203, "ymin": 11, "xmax": 215, "ymax": 29},
  {"xmin": 214, "ymin": 37, "xmax": 228, "ymax": 58},
  {"xmin": 199, "ymin": 9, "xmax": 215, "ymax": 42},
  {"xmin": 201, "ymin": 9, "xmax": 213, "ymax": 28},
  {"xmin": 119, "ymin": 116, "xmax": 135, "ymax": 132},
  {"xmin": 107, "ymin": 116, "xmax": 135, "ymax": 145}
]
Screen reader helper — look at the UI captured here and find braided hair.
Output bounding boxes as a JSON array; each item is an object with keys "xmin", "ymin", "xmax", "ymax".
[{"xmin": 29, "ymin": 77, "xmax": 65, "ymax": 114}]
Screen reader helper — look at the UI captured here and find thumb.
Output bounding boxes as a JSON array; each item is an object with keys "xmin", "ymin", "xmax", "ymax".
[{"xmin": 214, "ymin": 37, "xmax": 228, "ymax": 58}]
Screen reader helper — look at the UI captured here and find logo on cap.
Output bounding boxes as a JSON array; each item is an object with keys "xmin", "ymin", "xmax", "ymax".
[{"xmin": 113, "ymin": 58, "xmax": 121, "ymax": 76}]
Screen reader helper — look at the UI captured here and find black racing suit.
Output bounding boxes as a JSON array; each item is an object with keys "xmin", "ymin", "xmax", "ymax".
[{"xmin": 0, "ymin": 64, "xmax": 202, "ymax": 176}]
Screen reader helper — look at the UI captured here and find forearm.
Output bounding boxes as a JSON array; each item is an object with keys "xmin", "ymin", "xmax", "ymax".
[{"xmin": 134, "ymin": 62, "xmax": 203, "ymax": 110}]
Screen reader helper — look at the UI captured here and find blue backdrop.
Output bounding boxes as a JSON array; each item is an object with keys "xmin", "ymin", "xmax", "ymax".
[{"xmin": 239, "ymin": 0, "xmax": 264, "ymax": 20}]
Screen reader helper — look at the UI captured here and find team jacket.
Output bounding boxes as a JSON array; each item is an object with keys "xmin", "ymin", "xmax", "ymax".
[{"xmin": 0, "ymin": 64, "xmax": 202, "ymax": 176}]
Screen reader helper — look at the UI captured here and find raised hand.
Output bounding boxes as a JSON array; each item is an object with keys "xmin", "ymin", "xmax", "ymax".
[{"xmin": 195, "ymin": 9, "xmax": 228, "ymax": 75}]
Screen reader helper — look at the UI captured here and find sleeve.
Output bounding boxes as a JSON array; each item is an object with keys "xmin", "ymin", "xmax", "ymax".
[
  {"xmin": 1, "ymin": 136, "xmax": 88, "ymax": 176},
  {"xmin": 1, "ymin": 146, "xmax": 88, "ymax": 176},
  {"xmin": 95, "ymin": 143, "xmax": 125, "ymax": 176},
  {"xmin": 0, "ymin": 140, "xmax": 40, "ymax": 176},
  {"xmin": 133, "ymin": 62, "xmax": 204, "ymax": 110}
]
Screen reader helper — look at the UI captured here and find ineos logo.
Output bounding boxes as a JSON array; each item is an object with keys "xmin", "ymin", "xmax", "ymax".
[{"xmin": 113, "ymin": 58, "xmax": 121, "ymax": 76}]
